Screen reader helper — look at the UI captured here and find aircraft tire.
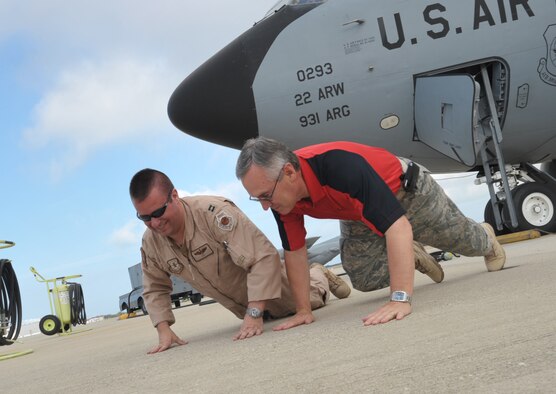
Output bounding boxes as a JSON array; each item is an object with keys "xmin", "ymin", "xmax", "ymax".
[
  {"xmin": 540, "ymin": 160, "xmax": 556, "ymax": 179},
  {"xmin": 483, "ymin": 200, "xmax": 511, "ymax": 235},
  {"xmin": 509, "ymin": 182, "xmax": 556, "ymax": 233}
]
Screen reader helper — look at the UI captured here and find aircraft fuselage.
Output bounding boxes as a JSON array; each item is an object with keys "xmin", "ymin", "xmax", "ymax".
[{"xmin": 168, "ymin": 0, "xmax": 556, "ymax": 173}]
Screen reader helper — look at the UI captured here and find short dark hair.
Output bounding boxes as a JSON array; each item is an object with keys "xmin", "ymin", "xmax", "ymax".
[{"xmin": 129, "ymin": 168, "xmax": 174, "ymax": 202}]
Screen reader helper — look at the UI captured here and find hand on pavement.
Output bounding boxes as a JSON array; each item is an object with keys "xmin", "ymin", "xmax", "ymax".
[
  {"xmin": 148, "ymin": 323, "xmax": 188, "ymax": 354},
  {"xmin": 233, "ymin": 316, "xmax": 264, "ymax": 341},
  {"xmin": 362, "ymin": 302, "xmax": 412, "ymax": 326},
  {"xmin": 272, "ymin": 311, "xmax": 315, "ymax": 331}
]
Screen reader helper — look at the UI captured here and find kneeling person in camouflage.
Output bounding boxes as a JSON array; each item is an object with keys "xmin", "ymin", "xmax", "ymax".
[
  {"xmin": 130, "ymin": 168, "xmax": 350, "ymax": 354},
  {"xmin": 237, "ymin": 138, "xmax": 506, "ymax": 330}
]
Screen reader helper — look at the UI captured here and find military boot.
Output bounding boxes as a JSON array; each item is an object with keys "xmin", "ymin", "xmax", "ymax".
[
  {"xmin": 481, "ymin": 223, "xmax": 506, "ymax": 271},
  {"xmin": 414, "ymin": 242, "xmax": 445, "ymax": 283},
  {"xmin": 310, "ymin": 263, "xmax": 351, "ymax": 299}
]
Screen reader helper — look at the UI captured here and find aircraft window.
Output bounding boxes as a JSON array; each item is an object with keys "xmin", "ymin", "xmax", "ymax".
[{"xmin": 264, "ymin": 0, "xmax": 327, "ymax": 18}]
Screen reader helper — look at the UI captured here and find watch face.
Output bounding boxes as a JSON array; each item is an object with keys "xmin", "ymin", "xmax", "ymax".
[
  {"xmin": 391, "ymin": 291, "xmax": 410, "ymax": 303},
  {"xmin": 392, "ymin": 292, "xmax": 404, "ymax": 301},
  {"xmin": 247, "ymin": 308, "xmax": 262, "ymax": 318}
]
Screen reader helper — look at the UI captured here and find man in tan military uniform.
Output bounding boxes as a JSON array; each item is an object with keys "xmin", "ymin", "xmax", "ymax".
[{"xmin": 130, "ymin": 168, "xmax": 350, "ymax": 353}]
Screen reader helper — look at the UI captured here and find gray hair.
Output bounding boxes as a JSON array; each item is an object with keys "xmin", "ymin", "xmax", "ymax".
[{"xmin": 235, "ymin": 137, "xmax": 300, "ymax": 180}]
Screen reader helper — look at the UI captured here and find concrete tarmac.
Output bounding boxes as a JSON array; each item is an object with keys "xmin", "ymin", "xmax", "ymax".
[{"xmin": 1, "ymin": 234, "xmax": 555, "ymax": 393}]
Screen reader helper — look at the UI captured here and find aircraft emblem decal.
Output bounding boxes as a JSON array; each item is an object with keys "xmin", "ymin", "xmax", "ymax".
[{"xmin": 538, "ymin": 24, "xmax": 556, "ymax": 86}]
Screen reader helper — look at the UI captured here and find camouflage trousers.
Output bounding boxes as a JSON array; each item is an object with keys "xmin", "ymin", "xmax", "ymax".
[{"xmin": 340, "ymin": 162, "xmax": 491, "ymax": 292}]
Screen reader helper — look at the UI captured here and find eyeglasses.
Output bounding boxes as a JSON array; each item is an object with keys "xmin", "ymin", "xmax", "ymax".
[
  {"xmin": 249, "ymin": 167, "xmax": 284, "ymax": 202},
  {"xmin": 136, "ymin": 190, "xmax": 173, "ymax": 222}
]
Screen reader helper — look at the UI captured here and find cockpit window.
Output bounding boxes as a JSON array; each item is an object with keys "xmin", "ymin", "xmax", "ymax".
[{"xmin": 264, "ymin": 0, "xmax": 327, "ymax": 19}]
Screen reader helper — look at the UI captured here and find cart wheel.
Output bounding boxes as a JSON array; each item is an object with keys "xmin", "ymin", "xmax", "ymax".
[
  {"xmin": 190, "ymin": 293, "xmax": 202, "ymax": 304},
  {"xmin": 138, "ymin": 298, "xmax": 148, "ymax": 315},
  {"xmin": 61, "ymin": 323, "xmax": 71, "ymax": 333},
  {"xmin": 39, "ymin": 315, "xmax": 61, "ymax": 336}
]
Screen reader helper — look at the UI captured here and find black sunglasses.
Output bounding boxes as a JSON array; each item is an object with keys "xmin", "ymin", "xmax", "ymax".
[{"xmin": 137, "ymin": 190, "xmax": 173, "ymax": 222}]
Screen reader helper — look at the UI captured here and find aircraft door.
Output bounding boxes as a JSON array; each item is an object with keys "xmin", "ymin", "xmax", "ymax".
[{"xmin": 414, "ymin": 75, "xmax": 480, "ymax": 167}]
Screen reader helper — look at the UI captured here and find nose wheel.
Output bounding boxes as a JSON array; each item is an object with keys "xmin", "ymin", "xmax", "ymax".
[
  {"xmin": 485, "ymin": 182, "xmax": 556, "ymax": 233},
  {"xmin": 512, "ymin": 183, "xmax": 556, "ymax": 231},
  {"xmin": 484, "ymin": 200, "xmax": 510, "ymax": 235}
]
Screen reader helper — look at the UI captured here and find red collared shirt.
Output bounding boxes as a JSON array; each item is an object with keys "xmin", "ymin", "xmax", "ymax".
[{"xmin": 274, "ymin": 141, "xmax": 405, "ymax": 251}]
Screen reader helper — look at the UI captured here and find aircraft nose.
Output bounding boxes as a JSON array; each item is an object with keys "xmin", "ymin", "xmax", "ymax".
[
  {"xmin": 168, "ymin": 4, "xmax": 320, "ymax": 150},
  {"xmin": 167, "ymin": 37, "xmax": 260, "ymax": 150}
]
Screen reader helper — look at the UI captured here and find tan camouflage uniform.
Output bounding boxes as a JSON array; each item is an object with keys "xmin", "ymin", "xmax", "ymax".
[
  {"xmin": 341, "ymin": 160, "xmax": 491, "ymax": 292},
  {"xmin": 141, "ymin": 196, "xmax": 329, "ymax": 327}
]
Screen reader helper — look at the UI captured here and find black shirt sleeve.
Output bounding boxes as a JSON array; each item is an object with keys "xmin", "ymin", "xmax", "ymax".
[{"xmin": 306, "ymin": 149, "xmax": 405, "ymax": 233}]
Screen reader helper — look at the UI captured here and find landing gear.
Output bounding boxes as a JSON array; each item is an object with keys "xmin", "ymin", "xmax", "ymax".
[
  {"xmin": 475, "ymin": 64, "xmax": 556, "ymax": 234},
  {"xmin": 509, "ymin": 183, "xmax": 556, "ymax": 232},
  {"xmin": 484, "ymin": 200, "xmax": 510, "ymax": 236},
  {"xmin": 412, "ymin": 61, "xmax": 556, "ymax": 234},
  {"xmin": 481, "ymin": 166, "xmax": 556, "ymax": 234}
]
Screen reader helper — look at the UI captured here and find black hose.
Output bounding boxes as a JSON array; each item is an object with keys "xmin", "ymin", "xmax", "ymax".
[
  {"xmin": 0, "ymin": 259, "xmax": 22, "ymax": 345},
  {"xmin": 67, "ymin": 282, "xmax": 87, "ymax": 326}
]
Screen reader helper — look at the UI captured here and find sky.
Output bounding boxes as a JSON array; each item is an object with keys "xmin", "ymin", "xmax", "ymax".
[{"xmin": 1, "ymin": 0, "xmax": 490, "ymax": 322}]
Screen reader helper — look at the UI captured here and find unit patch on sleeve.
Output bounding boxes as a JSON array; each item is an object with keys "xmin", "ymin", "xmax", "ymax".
[
  {"xmin": 166, "ymin": 258, "xmax": 184, "ymax": 274},
  {"xmin": 192, "ymin": 243, "xmax": 214, "ymax": 262},
  {"xmin": 140, "ymin": 247, "xmax": 147, "ymax": 268},
  {"xmin": 215, "ymin": 210, "xmax": 235, "ymax": 231}
]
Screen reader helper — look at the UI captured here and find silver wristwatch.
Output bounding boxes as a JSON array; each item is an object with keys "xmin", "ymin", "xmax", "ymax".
[
  {"xmin": 245, "ymin": 307, "xmax": 263, "ymax": 318},
  {"xmin": 390, "ymin": 291, "xmax": 412, "ymax": 304}
]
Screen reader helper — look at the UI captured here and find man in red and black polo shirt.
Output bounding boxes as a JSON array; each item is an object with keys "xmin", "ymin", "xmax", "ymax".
[{"xmin": 236, "ymin": 137, "xmax": 506, "ymax": 331}]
